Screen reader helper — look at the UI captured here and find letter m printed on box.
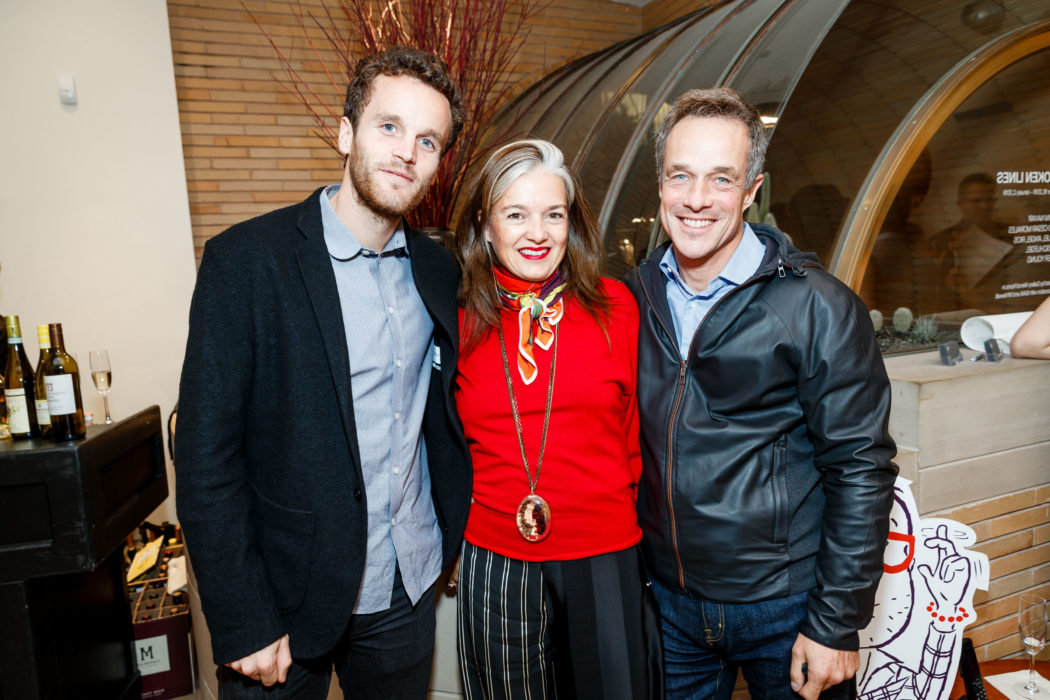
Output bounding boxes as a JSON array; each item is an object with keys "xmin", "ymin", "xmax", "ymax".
[{"xmin": 135, "ymin": 635, "xmax": 172, "ymax": 676}]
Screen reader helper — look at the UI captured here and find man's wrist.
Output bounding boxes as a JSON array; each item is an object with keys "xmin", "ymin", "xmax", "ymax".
[{"xmin": 798, "ymin": 617, "xmax": 860, "ymax": 652}]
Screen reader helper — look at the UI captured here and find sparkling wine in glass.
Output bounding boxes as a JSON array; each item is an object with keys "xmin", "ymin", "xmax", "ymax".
[
  {"xmin": 88, "ymin": 350, "xmax": 113, "ymax": 425},
  {"xmin": 1015, "ymin": 593, "xmax": 1048, "ymax": 697}
]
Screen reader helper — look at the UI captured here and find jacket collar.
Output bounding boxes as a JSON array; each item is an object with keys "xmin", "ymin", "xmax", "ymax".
[
  {"xmin": 292, "ymin": 188, "xmax": 360, "ymax": 469},
  {"xmin": 293, "ymin": 185, "xmax": 457, "ymax": 370},
  {"xmin": 406, "ymin": 228, "xmax": 458, "ymax": 357},
  {"xmin": 638, "ymin": 223, "xmax": 821, "ymax": 287},
  {"xmin": 634, "ymin": 223, "xmax": 822, "ymax": 332}
]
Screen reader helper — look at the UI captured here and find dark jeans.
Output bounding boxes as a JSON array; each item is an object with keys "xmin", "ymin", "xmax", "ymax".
[
  {"xmin": 218, "ymin": 570, "xmax": 436, "ymax": 700},
  {"xmin": 651, "ymin": 580, "xmax": 855, "ymax": 700}
]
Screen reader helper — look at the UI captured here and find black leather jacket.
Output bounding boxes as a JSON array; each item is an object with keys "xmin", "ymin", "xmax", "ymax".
[{"xmin": 626, "ymin": 225, "xmax": 898, "ymax": 650}]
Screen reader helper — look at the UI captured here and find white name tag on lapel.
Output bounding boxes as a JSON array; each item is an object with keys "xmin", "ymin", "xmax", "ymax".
[{"xmin": 432, "ymin": 344, "xmax": 441, "ymax": 371}]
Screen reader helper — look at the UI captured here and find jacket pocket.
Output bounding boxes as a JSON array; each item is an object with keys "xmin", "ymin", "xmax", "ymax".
[
  {"xmin": 251, "ymin": 489, "xmax": 314, "ymax": 613},
  {"xmin": 770, "ymin": 435, "xmax": 789, "ymax": 547}
]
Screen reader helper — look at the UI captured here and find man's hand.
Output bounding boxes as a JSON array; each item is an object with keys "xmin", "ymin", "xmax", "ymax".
[
  {"xmin": 445, "ymin": 556, "xmax": 461, "ymax": 596},
  {"xmin": 789, "ymin": 633, "xmax": 858, "ymax": 700},
  {"xmin": 227, "ymin": 634, "xmax": 291, "ymax": 686}
]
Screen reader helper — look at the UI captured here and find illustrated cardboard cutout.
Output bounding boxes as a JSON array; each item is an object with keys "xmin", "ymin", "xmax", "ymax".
[{"xmin": 858, "ymin": 477, "xmax": 989, "ymax": 700}]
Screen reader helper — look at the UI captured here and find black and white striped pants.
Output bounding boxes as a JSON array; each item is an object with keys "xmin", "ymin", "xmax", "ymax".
[{"xmin": 457, "ymin": 541, "xmax": 661, "ymax": 700}]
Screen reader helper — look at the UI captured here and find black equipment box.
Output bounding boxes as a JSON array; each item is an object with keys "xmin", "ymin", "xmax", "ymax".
[{"xmin": 0, "ymin": 406, "xmax": 168, "ymax": 699}]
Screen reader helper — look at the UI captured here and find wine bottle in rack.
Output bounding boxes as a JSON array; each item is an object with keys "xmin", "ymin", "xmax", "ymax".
[
  {"xmin": 34, "ymin": 324, "xmax": 53, "ymax": 438},
  {"xmin": 4, "ymin": 315, "xmax": 40, "ymax": 439},
  {"xmin": 42, "ymin": 322, "xmax": 86, "ymax": 441}
]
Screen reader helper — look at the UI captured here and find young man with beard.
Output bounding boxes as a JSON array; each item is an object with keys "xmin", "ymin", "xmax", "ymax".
[
  {"xmin": 627, "ymin": 88, "xmax": 898, "ymax": 700},
  {"xmin": 176, "ymin": 47, "xmax": 470, "ymax": 699}
]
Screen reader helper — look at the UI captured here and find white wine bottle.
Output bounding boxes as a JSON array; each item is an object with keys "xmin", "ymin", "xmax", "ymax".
[
  {"xmin": 0, "ymin": 316, "xmax": 6, "ymax": 440},
  {"xmin": 4, "ymin": 315, "xmax": 40, "ymax": 439},
  {"xmin": 43, "ymin": 323, "xmax": 85, "ymax": 441},
  {"xmin": 34, "ymin": 324, "xmax": 52, "ymax": 438}
]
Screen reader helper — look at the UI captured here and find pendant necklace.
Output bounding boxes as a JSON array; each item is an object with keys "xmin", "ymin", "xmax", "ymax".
[{"xmin": 497, "ymin": 318, "xmax": 558, "ymax": 542}]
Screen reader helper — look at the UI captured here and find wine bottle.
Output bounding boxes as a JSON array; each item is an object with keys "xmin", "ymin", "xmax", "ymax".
[
  {"xmin": 0, "ymin": 371, "xmax": 8, "ymax": 440},
  {"xmin": 34, "ymin": 324, "xmax": 52, "ymax": 438},
  {"xmin": 4, "ymin": 315, "xmax": 40, "ymax": 439},
  {"xmin": 42, "ymin": 323, "xmax": 86, "ymax": 441},
  {"xmin": 0, "ymin": 315, "xmax": 9, "ymax": 439}
]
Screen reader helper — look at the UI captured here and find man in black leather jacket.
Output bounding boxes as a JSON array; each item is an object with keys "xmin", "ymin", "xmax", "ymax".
[{"xmin": 627, "ymin": 88, "xmax": 898, "ymax": 700}]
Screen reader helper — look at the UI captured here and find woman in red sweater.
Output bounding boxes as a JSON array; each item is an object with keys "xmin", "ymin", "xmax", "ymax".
[{"xmin": 453, "ymin": 139, "xmax": 658, "ymax": 699}]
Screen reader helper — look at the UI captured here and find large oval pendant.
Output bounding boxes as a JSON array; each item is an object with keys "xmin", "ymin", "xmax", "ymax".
[{"xmin": 516, "ymin": 494, "xmax": 552, "ymax": 542}]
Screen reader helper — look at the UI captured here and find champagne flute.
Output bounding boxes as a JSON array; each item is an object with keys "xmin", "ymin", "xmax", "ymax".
[
  {"xmin": 88, "ymin": 350, "xmax": 113, "ymax": 425},
  {"xmin": 1015, "ymin": 593, "xmax": 1048, "ymax": 697}
]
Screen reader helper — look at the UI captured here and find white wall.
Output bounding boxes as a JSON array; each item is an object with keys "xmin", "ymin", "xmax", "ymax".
[{"xmin": 0, "ymin": 0, "xmax": 197, "ymax": 522}]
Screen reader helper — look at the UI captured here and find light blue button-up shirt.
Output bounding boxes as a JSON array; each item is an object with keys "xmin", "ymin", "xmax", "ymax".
[
  {"xmin": 320, "ymin": 185, "xmax": 442, "ymax": 613},
  {"xmin": 660, "ymin": 223, "xmax": 765, "ymax": 358}
]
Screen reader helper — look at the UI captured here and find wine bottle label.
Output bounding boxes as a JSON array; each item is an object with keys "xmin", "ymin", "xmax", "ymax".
[
  {"xmin": 7, "ymin": 336, "xmax": 21, "ymax": 344},
  {"xmin": 5, "ymin": 389, "xmax": 30, "ymax": 433},
  {"xmin": 35, "ymin": 399, "xmax": 51, "ymax": 426},
  {"xmin": 45, "ymin": 374, "xmax": 78, "ymax": 415}
]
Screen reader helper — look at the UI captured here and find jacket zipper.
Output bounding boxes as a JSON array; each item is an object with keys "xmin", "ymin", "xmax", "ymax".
[
  {"xmin": 639, "ymin": 255, "xmax": 791, "ymax": 591},
  {"xmin": 637, "ymin": 277, "xmax": 689, "ymax": 588},
  {"xmin": 667, "ymin": 361, "xmax": 688, "ymax": 587}
]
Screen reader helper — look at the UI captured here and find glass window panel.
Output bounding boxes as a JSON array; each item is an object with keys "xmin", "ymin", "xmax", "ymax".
[
  {"xmin": 764, "ymin": 0, "xmax": 1045, "ymax": 263},
  {"xmin": 450, "ymin": 52, "xmax": 608, "ymax": 222},
  {"xmin": 860, "ymin": 49, "xmax": 1050, "ymax": 331}
]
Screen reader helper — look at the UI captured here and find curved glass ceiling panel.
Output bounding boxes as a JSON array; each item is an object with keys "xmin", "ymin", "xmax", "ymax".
[
  {"xmin": 723, "ymin": 0, "xmax": 848, "ymax": 126},
  {"xmin": 476, "ymin": 52, "xmax": 603, "ymax": 160},
  {"xmin": 549, "ymin": 29, "xmax": 676, "ymax": 168},
  {"xmin": 574, "ymin": 4, "xmax": 734, "ymax": 241},
  {"xmin": 598, "ymin": 0, "xmax": 792, "ymax": 278},
  {"xmin": 528, "ymin": 39, "xmax": 647, "ymax": 142},
  {"xmin": 860, "ymin": 47, "xmax": 1050, "ymax": 324},
  {"xmin": 451, "ymin": 51, "xmax": 609, "ymax": 222}
]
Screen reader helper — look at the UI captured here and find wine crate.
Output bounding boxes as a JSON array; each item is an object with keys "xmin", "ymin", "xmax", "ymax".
[{"xmin": 127, "ymin": 539, "xmax": 196, "ymax": 700}]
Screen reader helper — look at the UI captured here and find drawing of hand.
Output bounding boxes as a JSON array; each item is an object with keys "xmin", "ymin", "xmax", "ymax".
[{"xmin": 917, "ymin": 523, "xmax": 971, "ymax": 612}]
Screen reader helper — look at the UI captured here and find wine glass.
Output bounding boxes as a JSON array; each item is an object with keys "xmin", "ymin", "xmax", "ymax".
[
  {"xmin": 88, "ymin": 350, "xmax": 113, "ymax": 425},
  {"xmin": 1015, "ymin": 593, "xmax": 1048, "ymax": 697}
]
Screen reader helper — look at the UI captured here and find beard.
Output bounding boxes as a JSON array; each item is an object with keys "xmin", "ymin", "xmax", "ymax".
[{"xmin": 347, "ymin": 150, "xmax": 429, "ymax": 220}]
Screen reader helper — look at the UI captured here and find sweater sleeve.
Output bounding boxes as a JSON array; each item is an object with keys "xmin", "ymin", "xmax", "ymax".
[{"xmin": 606, "ymin": 279, "xmax": 644, "ymax": 488}]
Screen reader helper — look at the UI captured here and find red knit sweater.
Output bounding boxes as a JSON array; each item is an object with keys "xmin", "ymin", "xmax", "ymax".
[{"xmin": 456, "ymin": 278, "xmax": 643, "ymax": 561}]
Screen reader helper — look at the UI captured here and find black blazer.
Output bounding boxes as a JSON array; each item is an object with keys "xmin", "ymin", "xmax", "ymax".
[{"xmin": 175, "ymin": 188, "xmax": 470, "ymax": 664}]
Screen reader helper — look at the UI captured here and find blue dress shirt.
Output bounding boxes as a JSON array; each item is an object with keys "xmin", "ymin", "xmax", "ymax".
[
  {"xmin": 320, "ymin": 185, "xmax": 442, "ymax": 613},
  {"xmin": 660, "ymin": 223, "xmax": 765, "ymax": 358}
]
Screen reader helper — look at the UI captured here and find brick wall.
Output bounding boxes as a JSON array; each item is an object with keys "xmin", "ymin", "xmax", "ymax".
[
  {"xmin": 931, "ymin": 485, "xmax": 1050, "ymax": 661},
  {"xmin": 885, "ymin": 351, "xmax": 1050, "ymax": 665},
  {"xmin": 167, "ymin": 0, "xmax": 642, "ymax": 261},
  {"xmin": 642, "ymin": 0, "xmax": 702, "ymax": 31}
]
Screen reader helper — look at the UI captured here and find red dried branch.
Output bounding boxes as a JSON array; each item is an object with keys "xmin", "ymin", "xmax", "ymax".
[{"xmin": 245, "ymin": 0, "xmax": 555, "ymax": 229}]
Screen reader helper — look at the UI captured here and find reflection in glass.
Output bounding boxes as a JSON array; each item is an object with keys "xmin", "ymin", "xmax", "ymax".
[{"xmin": 860, "ymin": 49, "xmax": 1050, "ymax": 322}]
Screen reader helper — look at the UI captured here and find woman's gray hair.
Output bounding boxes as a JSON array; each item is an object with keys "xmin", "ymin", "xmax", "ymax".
[{"xmin": 476, "ymin": 139, "xmax": 576, "ymax": 216}]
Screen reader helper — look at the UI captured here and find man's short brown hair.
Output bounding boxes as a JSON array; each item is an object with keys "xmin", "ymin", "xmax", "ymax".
[
  {"xmin": 655, "ymin": 87, "xmax": 768, "ymax": 189},
  {"xmin": 343, "ymin": 46, "xmax": 466, "ymax": 154}
]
